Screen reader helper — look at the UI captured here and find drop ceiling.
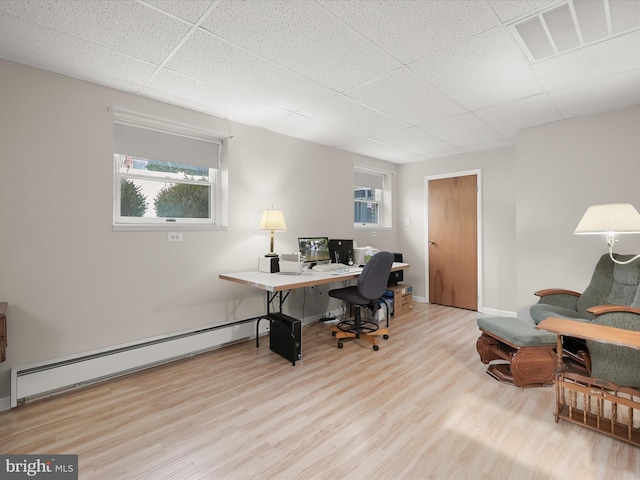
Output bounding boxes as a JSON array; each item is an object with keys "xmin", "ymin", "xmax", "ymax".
[{"xmin": 0, "ymin": 0, "xmax": 639, "ymax": 164}]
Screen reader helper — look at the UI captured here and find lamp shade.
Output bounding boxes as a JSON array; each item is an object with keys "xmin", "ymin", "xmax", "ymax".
[
  {"xmin": 574, "ymin": 203, "xmax": 640, "ymax": 235},
  {"xmin": 259, "ymin": 209, "xmax": 287, "ymax": 231}
]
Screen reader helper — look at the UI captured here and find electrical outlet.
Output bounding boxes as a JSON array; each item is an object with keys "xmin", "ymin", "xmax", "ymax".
[
  {"xmin": 168, "ymin": 232, "xmax": 183, "ymax": 242},
  {"xmin": 372, "ymin": 231, "xmax": 377, "ymax": 237}
]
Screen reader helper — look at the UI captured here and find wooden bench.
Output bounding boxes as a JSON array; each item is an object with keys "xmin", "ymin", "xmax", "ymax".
[{"xmin": 476, "ymin": 316, "xmax": 557, "ymax": 388}]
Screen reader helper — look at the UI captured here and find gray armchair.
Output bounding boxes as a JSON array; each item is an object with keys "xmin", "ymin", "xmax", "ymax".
[
  {"xmin": 530, "ymin": 253, "xmax": 640, "ymax": 325},
  {"xmin": 531, "ymin": 253, "xmax": 640, "ymax": 386}
]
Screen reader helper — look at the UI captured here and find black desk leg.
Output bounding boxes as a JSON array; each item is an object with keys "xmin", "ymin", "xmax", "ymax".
[{"xmin": 256, "ymin": 290, "xmax": 289, "ymax": 348}]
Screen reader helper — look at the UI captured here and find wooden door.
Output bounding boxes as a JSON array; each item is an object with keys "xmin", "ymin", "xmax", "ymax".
[{"xmin": 428, "ymin": 175, "xmax": 478, "ymax": 310}]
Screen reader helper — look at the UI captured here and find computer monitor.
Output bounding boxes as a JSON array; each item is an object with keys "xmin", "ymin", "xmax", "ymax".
[
  {"xmin": 298, "ymin": 237, "xmax": 331, "ymax": 263},
  {"xmin": 329, "ymin": 239, "xmax": 354, "ymax": 265}
]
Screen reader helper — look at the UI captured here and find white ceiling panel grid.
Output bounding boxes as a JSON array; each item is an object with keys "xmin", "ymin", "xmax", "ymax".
[
  {"xmin": 0, "ymin": 0, "xmax": 638, "ymax": 164},
  {"xmin": 199, "ymin": 0, "xmax": 401, "ymax": 91},
  {"xmin": 319, "ymin": 0, "xmax": 499, "ymax": 64},
  {"xmin": 345, "ymin": 68, "xmax": 468, "ymax": 125},
  {"xmin": 0, "ymin": 0, "xmax": 191, "ymax": 65},
  {"xmin": 410, "ymin": 27, "xmax": 544, "ymax": 111},
  {"xmin": 165, "ymin": 29, "xmax": 336, "ymax": 112}
]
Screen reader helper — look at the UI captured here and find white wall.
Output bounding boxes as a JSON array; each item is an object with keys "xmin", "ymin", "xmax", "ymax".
[
  {"xmin": 397, "ymin": 147, "xmax": 517, "ymax": 314},
  {"xmin": 3, "ymin": 57, "xmax": 638, "ymax": 401},
  {"xmin": 516, "ymin": 105, "xmax": 640, "ymax": 318},
  {"xmin": 0, "ymin": 59, "xmax": 400, "ymax": 398}
]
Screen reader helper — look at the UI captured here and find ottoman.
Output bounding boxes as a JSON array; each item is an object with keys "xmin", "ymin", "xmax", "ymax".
[{"xmin": 476, "ymin": 316, "xmax": 557, "ymax": 388}]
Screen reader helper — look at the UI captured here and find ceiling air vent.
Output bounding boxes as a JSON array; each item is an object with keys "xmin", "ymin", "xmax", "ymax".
[{"xmin": 508, "ymin": 0, "xmax": 640, "ymax": 62}]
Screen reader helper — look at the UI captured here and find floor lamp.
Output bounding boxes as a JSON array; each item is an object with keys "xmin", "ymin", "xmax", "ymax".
[{"xmin": 574, "ymin": 203, "xmax": 640, "ymax": 265}]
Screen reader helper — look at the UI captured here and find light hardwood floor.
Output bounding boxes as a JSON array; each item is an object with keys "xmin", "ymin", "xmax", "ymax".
[{"xmin": 1, "ymin": 303, "xmax": 638, "ymax": 479}]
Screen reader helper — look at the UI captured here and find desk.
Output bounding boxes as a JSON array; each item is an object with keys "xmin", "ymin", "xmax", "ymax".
[{"xmin": 219, "ymin": 263, "xmax": 409, "ymax": 362}]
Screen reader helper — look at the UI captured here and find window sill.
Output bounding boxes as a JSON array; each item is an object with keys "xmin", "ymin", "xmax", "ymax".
[
  {"xmin": 113, "ymin": 224, "xmax": 228, "ymax": 232},
  {"xmin": 354, "ymin": 225, "xmax": 393, "ymax": 231}
]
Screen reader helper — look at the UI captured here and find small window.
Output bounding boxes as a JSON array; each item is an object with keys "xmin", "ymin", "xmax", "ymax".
[
  {"xmin": 354, "ymin": 167, "xmax": 391, "ymax": 229},
  {"xmin": 112, "ymin": 110, "xmax": 224, "ymax": 229}
]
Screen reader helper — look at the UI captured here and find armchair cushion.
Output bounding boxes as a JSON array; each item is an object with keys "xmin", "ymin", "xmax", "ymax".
[
  {"xmin": 586, "ymin": 308, "xmax": 640, "ymax": 387},
  {"xmin": 477, "ymin": 316, "xmax": 557, "ymax": 347},
  {"xmin": 530, "ymin": 304, "xmax": 590, "ymax": 324}
]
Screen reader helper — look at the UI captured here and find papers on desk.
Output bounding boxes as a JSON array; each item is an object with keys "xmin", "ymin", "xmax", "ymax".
[{"xmin": 329, "ymin": 267, "xmax": 363, "ymax": 275}]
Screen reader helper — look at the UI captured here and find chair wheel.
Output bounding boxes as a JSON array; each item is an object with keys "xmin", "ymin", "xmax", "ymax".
[
  {"xmin": 373, "ymin": 345, "xmax": 379, "ymax": 351},
  {"xmin": 338, "ymin": 342, "xmax": 343, "ymax": 348},
  {"xmin": 383, "ymin": 334, "xmax": 389, "ymax": 340},
  {"xmin": 332, "ymin": 331, "xmax": 336, "ymax": 336}
]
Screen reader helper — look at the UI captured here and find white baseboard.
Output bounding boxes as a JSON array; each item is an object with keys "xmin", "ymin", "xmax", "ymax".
[
  {"xmin": 478, "ymin": 307, "xmax": 516, "ymax": 317},
  {"xmin": 11, "ymin": 318, "xmax": 266, "ymax": 408}
]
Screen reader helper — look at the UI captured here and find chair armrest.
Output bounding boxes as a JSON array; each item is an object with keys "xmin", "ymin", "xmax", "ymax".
[
  {"xmin": 587, "ymin": 305, "xmax": 640, "ymax": 316},
  {"xmin": 534, "ymin": 288, "xmax": 581, "ymax": 298}
]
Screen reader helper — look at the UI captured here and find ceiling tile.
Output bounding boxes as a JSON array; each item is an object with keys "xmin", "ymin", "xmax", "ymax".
[
  {"xmin": 474, "ymin": 93, "xmax": 564, "ymax": 138},
  {"xmin": 264, "ymin": 113, "xmax": 366, "ymax": 147},
  {"xmin": 200, "ymin": 0, "xmax": 400, "ymax": 91},
  {"xmin": 143, "ymin": 0, "xmax": 216, "ymax": 24},
  {"xmin": 319, "ymin": 0, "xmax": 498, "ymax": 64},
  {"xmin": 548, "ymin": 68, "xmax": 640, "ymax": 118},
  {"xmin": 141, "ymin": 69, "xmax": 290, "ymax": 126},
  {"xmin": 0, "ymin": 0, "xmax": 636, "ymax": 165},
  {"xmin": 166, "ymin": 30, "xmax": 336, "ymax": 111},
  {"xmin": 298, "ymin": 95, "xmax": 410, "ymax": 138},
  {"xmin": 419, "ymin": 112, "xmax": 506, "ymax": 148},
  {"xmin": 339, "ymin": 138, "xmax": 412, "ymax": 162},
  {"xmin": 0, "ymin": 12, "xmax": 157, "ymax": 92},
  {"xmin": 0, "ymin": 0, "xmax": 191, "ymax": 65},
  {"xmin": 374, "ymin": 127, "xmax": 456, "ymax": 156},
  {"xmin": 488, "ymin": 0, "xmax": 562, "ymax": 23},
  {"xmin": 410, "ymin": 27, "xmax": 543, "ymax": 110},
  {"xmin": 532, "ymin": 29, "xmax": 640, "ymax": 91},
  {"xmin": 464, "ymin": 137, "xmax": 514, "ymax": 152},
  {"xmin": 346, "ymin": 68, "xmax": 468, "ymax": 125}
]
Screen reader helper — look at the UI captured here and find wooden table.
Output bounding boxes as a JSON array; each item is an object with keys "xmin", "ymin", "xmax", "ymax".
[{"xmin": 536, "ymin": 317, "xmax": 640, "ymax": 446}]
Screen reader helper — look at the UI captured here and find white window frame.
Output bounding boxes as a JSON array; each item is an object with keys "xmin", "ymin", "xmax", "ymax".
[
  {"xmin": 353, "ymin": 165, "xmax": 392, "ymax": 230},
  {"xmin": 112, "ymin": 109, "xmax": 228, "ymax": 231}
]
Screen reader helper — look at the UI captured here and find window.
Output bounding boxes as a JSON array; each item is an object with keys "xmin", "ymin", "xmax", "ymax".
[
  {"xmin": 354, "ymin": 167, "xmax": 392, "ymax": 229},
  {"xmin": 112, "ymin": 110, "xmax": 225, "ymax": 230}
]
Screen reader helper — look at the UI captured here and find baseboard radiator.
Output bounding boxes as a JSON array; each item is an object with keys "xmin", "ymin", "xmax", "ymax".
[{"xmin": 11, "ymin": 318, "xmax": 265, "ymax": 407}]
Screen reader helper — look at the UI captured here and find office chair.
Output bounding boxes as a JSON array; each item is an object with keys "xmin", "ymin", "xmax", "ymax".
[{"xmin": 328, "ymin": 251, "xmax": 394, "ymax": 350}]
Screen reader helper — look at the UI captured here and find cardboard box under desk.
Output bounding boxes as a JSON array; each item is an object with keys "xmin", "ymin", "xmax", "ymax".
[{"xmin": 383, "ymin": 284, "xmax": 413, "ymax": 317}]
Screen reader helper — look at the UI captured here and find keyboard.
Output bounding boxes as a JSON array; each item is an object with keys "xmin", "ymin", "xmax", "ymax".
[{"xmin": 312, "ymin": 263, "xmax": 348, "ymax": 272}]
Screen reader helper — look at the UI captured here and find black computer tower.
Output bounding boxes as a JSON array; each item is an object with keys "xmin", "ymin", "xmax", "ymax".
[
  {"xmin": 269, "ymin": 313, "xmax": 302, "ymax": 365},
  {"xmin": 388, "ymin": 252, "xmax": 404, "ymax": 286},
  {"xmin": 329, "ymin": 239, "xmax": 354, "ymax": 265}
]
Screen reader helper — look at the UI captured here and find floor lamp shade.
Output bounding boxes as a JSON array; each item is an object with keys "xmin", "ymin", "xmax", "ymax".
[
  {"xmin": 260, "ymin": 209, "xmax": 287, "ymax": 256},
  {"xmin": 574, "ymin": 203, "xmax": 640, "ymax": 235},
  {"xmin": 574, "ymin": 203, "xmax": 640, "ymax": 265}
]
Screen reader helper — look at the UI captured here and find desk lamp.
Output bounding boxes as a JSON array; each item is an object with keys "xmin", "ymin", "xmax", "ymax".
[
  {"xmin": 574, "ymin": 203, "xmax": 640, "ymax": 265},
  {"xmin": 259, "ymin": 209, "xmax": 287, "ymax": 257}
]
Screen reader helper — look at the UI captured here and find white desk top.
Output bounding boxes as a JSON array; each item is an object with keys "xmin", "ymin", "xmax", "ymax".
[{"xmin": 220, "ymin": 262, "xmax": 409, "ymax": 292}]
